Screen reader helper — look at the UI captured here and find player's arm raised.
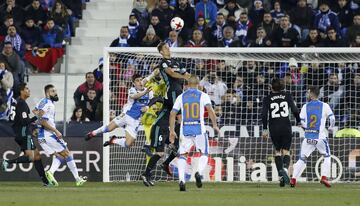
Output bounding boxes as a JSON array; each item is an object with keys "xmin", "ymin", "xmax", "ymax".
[
  {"xmin": 261, "ymin": 96, "xmax": 269, "ymax": 139},
  {"xmin": 164, "ymin": 68, "xmax": 190, "ymax": 80}
]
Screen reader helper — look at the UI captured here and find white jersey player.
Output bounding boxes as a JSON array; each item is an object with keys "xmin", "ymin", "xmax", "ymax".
[
  {"xmin": 86, "ymin": 74, "xmax": 153, "ymax": 148},
  {"xmin": 290, "ymin": 86, "xmax": 335, "ymax": 188},
  {"xmin": 169, "ymin": 74, "xmax": 219, "ymax": 192},
  {"xmin": 35, "ymin": 84, "xmax": 86, "ymax": 186}
]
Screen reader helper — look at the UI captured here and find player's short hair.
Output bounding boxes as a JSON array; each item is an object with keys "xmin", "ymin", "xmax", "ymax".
[
  {"xmin": 309, "ymin": 86, "xmax": 320, "ymax": 97},
  {"xmin": 44, "ymin": 84, "xmax": 54, "ymax": 94},
  {"xmin": 19, "ymin": 83, "xmax": 27, "ymax": 92},
  {"xmin": 186, "ymin": 74, "xmax": 200, "ymax": 85},
  {"xmin": 131, "ymin": 73, "xmax": 142, "ymax": 82},
  {"xmin": 157, "ymin": 42, "xmax": 167, "ymax": 53},
  {"xmin": 271, "ymin": 78, "xmax": 284, "ymax": 92}
]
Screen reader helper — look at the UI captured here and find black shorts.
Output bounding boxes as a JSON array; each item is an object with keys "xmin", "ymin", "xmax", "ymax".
[
  {"xmin": 150, "ymin": 108, "xmax": 180, "ymax": 152},
  {"xmin": 269, "ymin": 127, "xmax": 292, "ymax": 151},
  {"xmin": 15, "ymin": 135, "xmax": 36, "ymax": 151}
]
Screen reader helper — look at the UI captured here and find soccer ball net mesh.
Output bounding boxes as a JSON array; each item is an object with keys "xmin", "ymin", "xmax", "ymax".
[{"xmin": 105, "ymin": 49, "xmax": 360, "ymax": 183}]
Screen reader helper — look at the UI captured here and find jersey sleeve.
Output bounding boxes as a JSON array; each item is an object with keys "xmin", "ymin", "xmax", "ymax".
[
  {"xmin": 300, "ymin": 104, "xmax": 307, "ymax": 128},
  {"xmin": 261, "ymin": 96, "xmax": 270, "ymax": 129},
  {"xmin": 172, "ymin": 95, "xmax": 182, "ymax": 113},
  {"xmin": 128, "ymin": 87, "xmax": 137, "ymax": 96},
  {"xmin": 36, "ymin": 99, "xmax": 50, "ymax": 120}
]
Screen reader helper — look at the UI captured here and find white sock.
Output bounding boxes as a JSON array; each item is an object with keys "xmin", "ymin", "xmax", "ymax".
[
  {"xmin": 113, "ymin": 138, "xmax": 127, "ymax": 148},
  {"xmin": 178, "ymin": 156, "xmax": 187, "ymax": 183},
  {"xmin": 292, "ymin": 159, "xmax": 306, "ymax": 179},
  {"xmin": 49, "ymin": 156, "xmax": 63, "ymax": 174},
  {"xmin": 321, "ymin": 156, "xmax": 331, "ymax": 178},
  {"xmin": 93, "ymin": 125, "xmax": 109, "ymax": 135},
  {"xmin": 66, "ymin": 156, "xmax": 80, "ymax": 181},
  {"xmin": 198, "ymin": 155, "xmax": 208, "ymax": 176}
]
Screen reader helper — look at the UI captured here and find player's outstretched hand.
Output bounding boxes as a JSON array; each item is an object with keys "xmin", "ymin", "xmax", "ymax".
[
  {"xmin": 262, "ymin": 130, "xmax": 269, "ymax": 139},
  {"xmin": 169, "ymin": 131, "xmax": 177, "ymax": 144},
  {"xmin": 55, "ymin": 130, "xmax": 62, "ymax": 139},
  {"xmin": 141, "ymin": 106, "xmax": 149, "ymax": 113},
  {"xmin": 213, "ymin": 126, "xmax": 220, "ymax": 136},
  {"xmin": 184, "ymin": 73, "xmax": 191, "ymax": 80}
]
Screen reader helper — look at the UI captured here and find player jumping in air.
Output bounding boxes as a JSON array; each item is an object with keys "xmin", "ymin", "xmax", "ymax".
[
  {"xmin": 169, "ymin": 74, "xmax": 219, "ymax": 191},
  {"xmin": 2, "ymin": 83, "xmax": 51, "ymax": 186},
  {"xmin": 141, "ymin": 42, "xmax": 190, "ymax": 186},
  {"xmin": 290, "ymin": 86, "xmax": 335, "ymax": 188},
  {"xmin": 262, "ymin": 78, "xmax": 300, "ymax": 187},
  {"xmin": 35, "ymin": 84, "xmax": 87, "ymax": 186},
  {"xmin": 86, "ymin": 74, "xmax": 153, "ymax": 148}
]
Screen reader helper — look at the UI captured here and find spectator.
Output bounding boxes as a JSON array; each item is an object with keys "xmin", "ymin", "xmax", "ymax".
[
  {"xmin": 0, "ymin": 0, "xmax": 24, "ymax": 27},
  {"xmin": 110, "ymin": 26, "xmax": 137, "ymax": 47},
  {"xmin": 234, "ymin": 12, "xmax": 254, "ymax": 43},
  {"xmin": 270, "ymin": 0, "xmax": 285, "ymax": 25},
  {"xmin": 301, "ymin": 27, "xmax": 322, "ymax": 47},
  {"xmin": 322, "ymin": 26, "xmax": 347, "ymax": 47},
  {"xmin": 80, "ymin": 88, "xmax": 99, "ymax": 121},
  {"xmin": 193, "ymin": 59, "xmax": 207, "ymax": 80},
  {"xmin": 249, "ymin": 0, "xmax": 265, "ymax": 28},
  {"xmin": 193, "ymin": 14, "xmax": 208, "ymax": 33},
  {"xmin": 314, "ymin": 0, "xmax": 340, "ymax": 37},
  {"xmin": 0, "ymin": 61, "xmax": 13, "ymax": 120},
  {"xmin": 62, "ymin": 0, "xmax": 82, "ymax": 19},
  {"xmin": 249, "ymin": 26, "xmax": 272, "ymax": 47},
  {"xmin": 140, "ymin": 25, "xmax": 161, "ymax": 47},
  {"xmin": 278, "ymin": 58, "xmax": 304, "ymax": 86},
  {"xmin": 350, "ymin": 33, "xmax": 360, "ymax": 47},
  {"xmin": 39, "ymin": 0, "xmax": 55, "ymax": 12},
  {"xmin": 232, "ymin": 75, "xmax": 249, "ymax": 101},
  {"xmin": 319, "ymin": 73, "xmax": 345, "ymax": 110},
  {"xmin": 216, "ymin": 60, "xmax": 237, "ymax": 88},
  {"xmin": 305, "ymin": 60, "xmax": 327, "ymax": 87},
  {"xmin": 128, "ymin": 13, "xmax": 145, "ymax": 43},
  {"xmin": 346, "ymin": 73, "xmax": 360, "ymax": 110},
  {"xmin": 5, "ymin": 25, "xmax": 25, "ymax": 57},
  {"xmin": 0, "ymin": 41, "xmax": 24, "ymax": 88},
  {"xmin": 272, "ymin": 15, "xmax": 300, "ymax": 47},
  {"xmin": 217, "ymin": 26, "xmax": 243, "ymax": 47},
  {"xmin": 131, "ymin": 0, "xmax": 150, "ymax": 29},
  {"xmin": 208, "ymin": 13, "xmax": 226, "ymax": 47},
  {"xmin": 149, "ymin": 15, "xmax": 166, "ymax": 40},
  {"xmin": 165, "ymin": 30, "xmax": 183, "ymax": 47},
  {"xmin": 20, "ymin": 16, "xmax": 42, "ymax": 50},
  {"xmin": 74, "ymin": 72, "xmax": 103, "ymax": 107},
  {"xmin": 289, "ymin": 0, "xmax": 314, "ymax": 41},
  {"xmin": 185, "ymin": 29, "xmax": 207, "ymax": 47},
  {"xmin": 195, "ymin": 0, "xmax": 217, "ymax": 26},
  {"xmin": 327, "ymin": 62, "xmax": 352, "ymax": 86},
  {"xmin": 218, "ymin": 0, "xmax": 245, "ymax": 22},
  {"xmin": 16, "ymin": 0, "xmax": 33, "ymax": 8},
  {"xmin": 25, "ymin": 0, "xmax": 48, "ymax": 26},
  {"xmin": 220, "ymin": 90, "xmax": 242, "ymax": 125},
  {"xmin": 93, "ymin": 58, "xmax": 103, "ymax": 83},
  {"xmin": 0, "ymin": 15, "xmax": 13, "ymax": 36},
  {"xmin": 334, "ymin": 0, "xmax": 354, "ymax": 37},
  {"xmin": 237, "ymin": 60, "xmax": 257, "ymax": 85},
  {"xmin": 70, "ymin": 106, "xmax": 89, "ymax": 123},
  {"xmin": 174, "ymin": 0, "xmax": 195, "ymax": 41},
  {"xmin": 200, "ymin": 71, "xmax": 228, "ymax": 105},
  {"xmin": 151, "ymin": 0, "xmax": 174, "ymax": 33},
  {"xmin": 260, "ymin": 11, "xmax": 277, "ymax": 39},
  {"xmin": 50, "ymin": 0, "xmax": 70, "ymax": 32},
  {"xmin": 346, "ymin": 14, "xmax": 360, "ymax": 44},
  {"xmin": 40, "ymin": 18, "xmax": 64, "ymax": 48}
]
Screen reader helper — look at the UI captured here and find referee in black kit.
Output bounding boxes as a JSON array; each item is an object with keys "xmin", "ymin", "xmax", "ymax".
[
  {"xmin": 1, "ymin": 83, "xmax": 50, "ymax": 186},
  {"xmin": 262, "ymin": 78, "xmax": 300, "ymax": 187}
]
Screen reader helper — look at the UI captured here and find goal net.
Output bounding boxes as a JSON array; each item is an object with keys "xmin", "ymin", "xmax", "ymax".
[{"xmin": 102, "ymin": 48, "xmax": 360, "ymax": 183}]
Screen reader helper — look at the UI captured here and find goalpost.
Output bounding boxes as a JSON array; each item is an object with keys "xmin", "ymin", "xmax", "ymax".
[{"xmin": 102, "ymin": 47, "xmax": 360, "ymax": 183}]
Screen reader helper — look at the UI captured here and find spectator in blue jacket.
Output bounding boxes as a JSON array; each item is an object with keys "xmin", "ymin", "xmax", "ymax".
[
  {"xmin": 40, "ymin": 18, "xmax": 64, "ymax": 48},
  {"xmin": 195, "ymin": 0, "xmax": 217, "ymax": 26},
  {"xmin": 314, "ymin": 0, "xmax": 340, "ymax": 38}
]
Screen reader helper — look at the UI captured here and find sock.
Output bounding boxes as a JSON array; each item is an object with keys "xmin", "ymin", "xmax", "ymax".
[
  {"xmin": 65, "ymin": 156, "xmax": 80, "ymax": 181},
  {"xmin": 113, "ymin": 138, "xmax": 127, "ymax": 148},
  {"xmin": 283, "ymin": 155, "xmax": 291, "ymax": 170},
  {"xmin": 321, "ymin": 156, "xmax": 331, "ymax": 178},
  {"xmin": 49, "ymin": 156, "xmax": 63, "ymax": 174},
  {"xmin": 93, "ymin": 125, "xmax": 109, "ymax": 135},
  {"xmin": 163, "ymin": 152, "xmax": 176, "ymax": 166},
  {"xmin": 292, "ymin": 158, "xmax": 307, "ymax": 179},
  {"xmin": 7, "ymin": 156, "xmax": 31, "ymax": 164},
  {"xmin": 274, "ymin": 156, "xmax": 283, "ymax": 176},
  {"xmin": 178, "ymin": 156, "xmax": 186, "ymax": 183},
  {"xmin": 144, "ymin": 154, "xmax": 161, "ymax": 176},
  {"xmin": 198, "ymin": 155, "xmax": 208, "ymax": 176},
  {"xmin": 34, "ymin": 160, "xmax": 49, "ymax": 184}
]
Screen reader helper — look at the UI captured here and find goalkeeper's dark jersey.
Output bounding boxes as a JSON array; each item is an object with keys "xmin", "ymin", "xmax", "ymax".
[{"xmin": 158, "ymin": 58, "xmax": 185, "ymax": 92}]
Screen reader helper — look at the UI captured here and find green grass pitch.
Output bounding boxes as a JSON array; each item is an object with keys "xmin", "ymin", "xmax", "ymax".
[{"xmin": 0, "ymin": 182, "xmax": 359, "ymax": 206}]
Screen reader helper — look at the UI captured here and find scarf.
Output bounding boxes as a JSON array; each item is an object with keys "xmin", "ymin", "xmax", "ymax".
[
  {"xmin": 223, "ymin": 38, "xmax": 233, "ymax": 47},
  {"xmin": 165, "ymin": 39, "xmax": 178, "ymax": 47},
  {"xmin": 117, "ymin": 37, "xmax": 129, "ymax": 47},
  {"xmin": 235, "ymin": 21, "xmax": 249, "ymax": 37},
  {"xmin": 128, "ymin": 22, "xmax": 139, "ymax": 39},
  {"xmin": 318, "ymin": 12, "xmax": 331, "ymax": 32},
  {"xmin": 5, "ymin": 34, "xmax": 22, "ymax": 52}
]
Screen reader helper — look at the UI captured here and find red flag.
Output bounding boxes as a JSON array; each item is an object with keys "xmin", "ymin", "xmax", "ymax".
[{"xmin": 24, "ymin": 48, "xmax": 64, "ymax": 73}]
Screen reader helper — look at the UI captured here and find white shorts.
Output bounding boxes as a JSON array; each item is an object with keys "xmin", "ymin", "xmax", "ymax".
[
  {"xmin": 299, "ymin": 138, "xmax": 331, "ymax": 159},
  {"xmin": 113, "ymin": 113, "xmax": 140, "ymax": 139},
  {"xmin": 179, "ymin": 133, "xmax": 209, "ymax": 155},
  {"xmin": 38, "ymin": 134, "xmax": 68, "ymax": 155}
]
